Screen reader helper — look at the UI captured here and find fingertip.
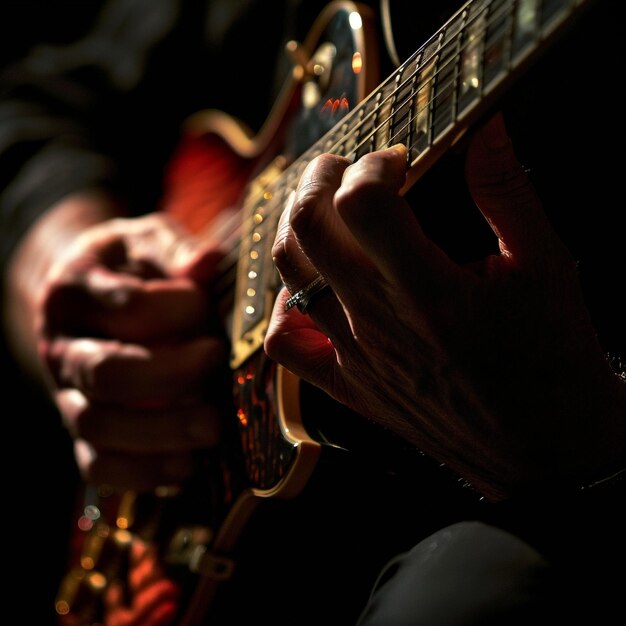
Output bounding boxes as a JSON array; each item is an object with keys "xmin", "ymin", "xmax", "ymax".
[
  {"xmin": 384, "ymin": 142, "xmax": 409, "ymax": 160},
  {"xmin": 264, "ymin": 289, "xmax": 321, "ymax": 362},
  {"xmin": 338, "ymin": 146, "xmax": 408, "ymax": 211}
]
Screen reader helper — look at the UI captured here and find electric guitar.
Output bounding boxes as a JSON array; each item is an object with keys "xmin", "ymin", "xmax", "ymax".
[{"xmin": 55, "ymin": 1, "xmax": 602, "ymax": 624}]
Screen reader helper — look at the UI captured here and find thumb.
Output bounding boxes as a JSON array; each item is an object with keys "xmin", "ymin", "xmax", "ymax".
[{"xmin": 465, "ymin": 113, "xmax": 556, "ymax": 266}]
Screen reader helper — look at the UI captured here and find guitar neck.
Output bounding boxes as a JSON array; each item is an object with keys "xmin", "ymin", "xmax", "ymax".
[
  {"xmin": 304, "ymin": 0, "xmax": 594, "ymax": 187},
  {"xmin": 230, "ymin": 0, "xmax": 595, "ymax": 368}
]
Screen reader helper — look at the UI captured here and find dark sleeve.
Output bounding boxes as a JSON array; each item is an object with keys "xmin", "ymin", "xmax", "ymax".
[{"xmin": 0, "ymin": 0, "xmax": 214, "ymax": 268}]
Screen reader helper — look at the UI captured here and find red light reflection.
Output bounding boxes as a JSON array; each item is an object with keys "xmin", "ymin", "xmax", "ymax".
[{"xmin": 321, "ymin": 97, "xmax": 350, "ymax": 116}]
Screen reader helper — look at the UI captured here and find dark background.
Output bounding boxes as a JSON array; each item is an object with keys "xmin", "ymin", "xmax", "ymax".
[{"xmin": 1, "ymin": 1, "xmax": 103, "ymax": 64}]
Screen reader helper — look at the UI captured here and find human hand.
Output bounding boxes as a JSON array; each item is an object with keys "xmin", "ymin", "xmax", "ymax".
[
  {"xmin": 265, "ymin": 114, "xmax": 625, "ymax": 501},
  {"xmin": 37, "ymin": 212, "xmax": 228, "ymax": 490}
]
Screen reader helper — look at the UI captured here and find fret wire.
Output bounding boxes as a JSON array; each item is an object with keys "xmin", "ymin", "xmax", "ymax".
[
  {"xmin": 342, "ymin": 0, "xmax": 515, "ymax": 163},
  {"xmin": 342, "ymin": 0, "xmax": 579, "ymax": 161},
  {"xmin": 404, "ymin": 63, "xmax": 415, "ymax": 156}
]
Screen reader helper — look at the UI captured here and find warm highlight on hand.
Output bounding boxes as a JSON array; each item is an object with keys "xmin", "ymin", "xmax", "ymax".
[{"xmin": 266, "ymin": 115, "xmax": 626, "ymax": 501}]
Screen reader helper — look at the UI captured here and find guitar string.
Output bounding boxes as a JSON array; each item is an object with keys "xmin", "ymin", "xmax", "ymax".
[
  {"xmin": 216, "ymin": 0, "xmax": 576, "ymax": 302},
  {"xmin": 224, "ymin": 0, "xmax": 524, "ymax": 265},
  {"xmin": 209, "ymin": 1, "xmax": 495, "ymax": 292},
  {"xmin": 211, "ymin": 3, "xmax": 548, "ymax": 309},
  {"xmin": 201, "ymin": 3, "xmax": 478, "ymax": 297},
  {"xmin": 208, "ymin": 0, "xmax": 576, "ymax": 303},
  {"xmin": 209, "ymin": 0, "xmax": 512, "ymax": 291}
]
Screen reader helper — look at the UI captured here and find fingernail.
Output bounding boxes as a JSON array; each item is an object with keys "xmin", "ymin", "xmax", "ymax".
[{"xmin": 385, "ymin": 143, "xmax": 408, "ymax": 156}]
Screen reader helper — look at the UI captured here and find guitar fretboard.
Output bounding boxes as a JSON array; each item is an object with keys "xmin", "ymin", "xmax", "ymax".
[{"xmin": 230, "ymin": 0, "xmax": 593, "ymax": 368}]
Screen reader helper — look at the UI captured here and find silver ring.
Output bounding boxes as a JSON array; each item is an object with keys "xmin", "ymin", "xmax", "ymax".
[{"xmin": 284, "ymin": 274, "xmax": 330, "ymax": 313}]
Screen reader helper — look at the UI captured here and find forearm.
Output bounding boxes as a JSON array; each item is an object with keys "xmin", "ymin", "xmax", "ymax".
[{"xmin": 2, "ymin": 191, "xmax": 125, "ymax": 385}]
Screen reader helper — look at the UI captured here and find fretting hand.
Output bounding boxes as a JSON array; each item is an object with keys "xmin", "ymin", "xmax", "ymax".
[{"xmin": 265, "ymin": 114, "xmax": 626, "ymax": 502}]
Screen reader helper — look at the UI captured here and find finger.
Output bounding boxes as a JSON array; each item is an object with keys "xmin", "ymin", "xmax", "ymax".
[
  {"xmin": 272, "ymin": 193, "xmax": 351, "ymax": 329},
  {"xmin": 114, "ymin": 212, "xmax": 225, "ymax": 297},
  {"xmin": 272, "ymin": 191, "xmax": 321, "ymax": 292},
  {"xmin": 170, "ymin": 239, "xmax": 226, "ymax": 285},
  {"xmin": 465, "ymin": 113, "xmax": 568, "ymax": 266},
  {"xmin": 43, "ymin": 336, "xmax": 228, "ymax": 404},
  {"xmin": 285, "ymin": 154, "xmax": 377, "ymax": 296},
  {"xmin": 288, "ymin": 151, "xmax": 458, "ymax": 314},
  {"xmin": 96, "ymin": 213, "xmax": 204, "ymax": 278},
  {"xmin": 332, "ymin": 146, "xmax": 459, "ymax": 296},
  {"xmin": 42, "ymin": 268, "xmax": 212, "ymax": 342},
  {"xmin": 274, "ymin": 154, "xmax": 376, "ymax": 327},
  {"xmin": 265, "ymin": 290, "xmax": 343, "ymax": 395},
  {"xmin": 56, "ymin": 389, "xmax": 220, "ymax": 452},
  {"xmin": 116, "ymin": 216, "xmax": 226, "ymax": 285},
  {"xmin": 74, "ymin": 439, "xmax": 197, "ymax": 490}
]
